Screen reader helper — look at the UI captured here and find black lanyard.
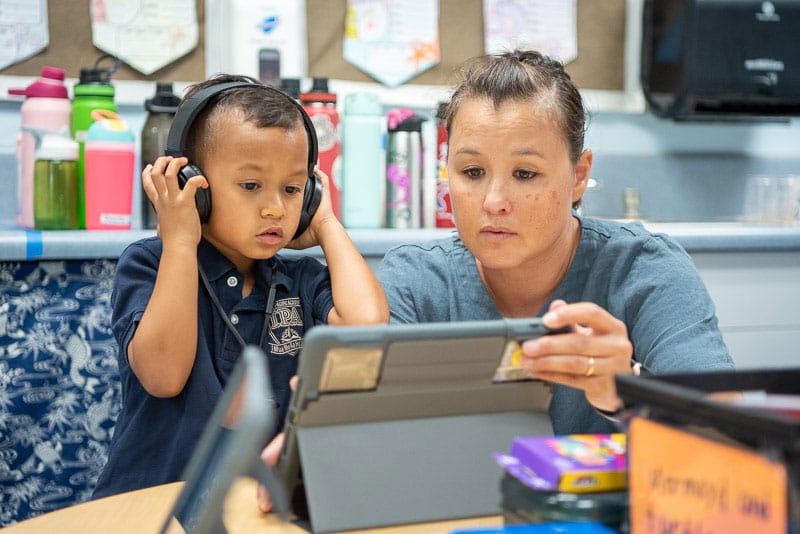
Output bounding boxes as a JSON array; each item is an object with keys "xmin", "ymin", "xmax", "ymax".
[{"xmin": 198, "ymin": 263, "xmax": 277, "ymax": 350}]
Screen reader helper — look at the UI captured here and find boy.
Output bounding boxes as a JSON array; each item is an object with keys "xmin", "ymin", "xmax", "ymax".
[{"xmin": 92, "ymin": 75, "xmax": 388, "ymax": 498}]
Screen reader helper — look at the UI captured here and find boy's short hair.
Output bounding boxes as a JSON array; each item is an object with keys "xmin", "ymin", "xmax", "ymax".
[{"xmin": 181, "ymin": 74, "xmax": 306, "ymax": 168}]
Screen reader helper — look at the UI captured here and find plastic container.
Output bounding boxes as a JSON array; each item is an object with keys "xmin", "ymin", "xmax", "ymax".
[
  {"xmin": 34, "ymin": 133, "xmax": 80, "ymax": 230},
  {"xmin": 71, "ymin": 57, "xmax": 119, "ymax": 228},
  {"xmin": 341, "ymin": 92, "xmax": 385, "ymax": 229},
  {"xmin": 434, "ymin": 102, "xmax": 455, "ymax": 228},
  {"xmin": 301, "ymin": 78, "xmax": 341, "ymax": 220},
  {"xmin": 140, "ymin": 82, "xmax": 181, "ymax": 229},
  {"xmin": 386, "ymin": 115, "xmax": 426, "ymax": 229},
  {"xmin": 84, "ymin": 110, "xmax": 135, "ymax": 230},
  {"xmin": 8, "ymin": 66, "xmax": 71, "ymax": 229}
]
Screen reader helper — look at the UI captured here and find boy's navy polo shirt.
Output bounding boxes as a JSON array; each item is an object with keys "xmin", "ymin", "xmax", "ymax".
[{"xmin": 92, "ymin": 237, "xmax": 334, "ymax": 499}]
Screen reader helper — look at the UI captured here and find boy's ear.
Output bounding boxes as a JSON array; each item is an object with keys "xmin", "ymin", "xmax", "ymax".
[{"xmin": 572, "ymin": 149, "xmax": 593, "ymax": 204}]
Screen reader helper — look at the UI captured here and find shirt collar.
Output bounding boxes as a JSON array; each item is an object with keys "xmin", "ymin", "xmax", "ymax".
[{"xmin": 197, "ymin": 238, "xmax": 291, "ymax": 290}]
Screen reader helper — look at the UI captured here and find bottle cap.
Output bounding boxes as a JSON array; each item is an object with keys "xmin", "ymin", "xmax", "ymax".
[
  {"xmin": 391, "ymin": 115, "xmax": 426, "ymax": 132},
  {"xmin": 87, "ymin": 110, "xmax": 135, "ymax": 142},
  {"xmin": 8, "ymin": 66, "xmax": 69, "ymax": 99},
  {"xmin": 344, "ymin": 92, "xmax": 381, "ymax": 115},
  {"xmin": 300, "ymin": 77, "xmax": 336, "ymax": 104},
  {"xmin": 76, "ymin": 54, "xmax": 120, "ymax": 92},
  {"xmin": 145, "ymin": 82, "xmax": 180, "ymax": 113},
  {"xmin": 279, "ymin": 78, "xmax": 301, "ymax": 100},
  {"xmin": 74, "ymin": 83, "xmax": 116, "ymax": 97},
  {"xmin": 36, "ymin": 133, "xmax": 79, "ymax": 161}
]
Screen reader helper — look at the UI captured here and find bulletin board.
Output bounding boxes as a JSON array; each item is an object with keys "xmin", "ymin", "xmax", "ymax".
[
  {"xmin": 1, "ymin": 0, "xmax": 625, "ymax": 91},
  {"xmin": 307, "ymin": 0, "xmax": 626, "ymax": 91}
]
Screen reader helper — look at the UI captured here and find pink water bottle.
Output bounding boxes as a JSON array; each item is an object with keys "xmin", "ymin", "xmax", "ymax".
[
  {"xmin": 84, "ymin": 110, "xmax": 135, "ymax": 230},
  {"xmin": 8, "ymin": 66, "xmax": 71, "ymax": 229}
]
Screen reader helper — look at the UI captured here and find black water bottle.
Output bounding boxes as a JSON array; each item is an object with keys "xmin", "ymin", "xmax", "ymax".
[{"xmin": 140, "ymin": 82, "xmax": 180, "ymax": 229}]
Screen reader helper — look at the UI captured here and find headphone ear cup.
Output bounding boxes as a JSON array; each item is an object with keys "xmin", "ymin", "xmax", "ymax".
[
  {"xmin": 177, "ymin": 163, "xmax": 212, "ymax": 223},
  {"xmin": 293, "ymin": 172, "xmax": 323, "ymax": 239}
]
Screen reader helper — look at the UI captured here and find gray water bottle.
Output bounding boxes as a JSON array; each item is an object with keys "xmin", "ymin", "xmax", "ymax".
[
  {"xmin": 386, "ymin": 115, "xmax": 426, "ymax": 228},
  {"xmin": 140, "ymin": 82, "xmax": 180, "ymax": 229}
]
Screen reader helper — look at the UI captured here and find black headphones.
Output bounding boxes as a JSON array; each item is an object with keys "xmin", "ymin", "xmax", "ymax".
[{"xmin": 165, "ymin": 81, "xmax": 322, "ymax": 239}]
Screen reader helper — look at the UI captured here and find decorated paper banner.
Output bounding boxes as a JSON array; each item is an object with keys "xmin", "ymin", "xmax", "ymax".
[
  {"xmin": 90, "ymin": 0, "xmax": 198, "ymax": 75},
  {"xmin": 0, "ymin": 0, "xmax": 49, "ymax": 70},
  {"xmin": 483, "ymin": 0, "xmax": 577, "ymax": 64},
  {"xmin": 343, "ymin": 0, "xmax": 440, "ymax": 88}
]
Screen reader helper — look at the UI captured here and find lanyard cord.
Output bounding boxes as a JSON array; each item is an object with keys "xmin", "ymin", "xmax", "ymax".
[{"xmin": 198, "ymin": 263, "xmax": 278, "ymax": 351}]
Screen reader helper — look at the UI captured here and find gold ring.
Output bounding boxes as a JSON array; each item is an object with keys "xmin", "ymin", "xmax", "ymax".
[{"xmin": 585, "ymin": 356, "xmax": 595, "ymax": 377}]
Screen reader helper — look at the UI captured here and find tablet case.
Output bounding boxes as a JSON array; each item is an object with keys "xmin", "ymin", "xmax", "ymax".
[{"xmin": 279, "ymin": 319, "xmax": 557, "ymax": 533}]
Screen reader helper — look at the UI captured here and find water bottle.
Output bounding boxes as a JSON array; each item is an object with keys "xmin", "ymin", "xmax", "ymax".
[
  {"xmin": 140, "ymin": 82, "xmax": 181, "ymax": 229},
  {"xmin": 8, "ymin": 66, "xmax": 71, "ymax": 229},
  {"xmin": 341, "ymin": 92, "xmax": 385, "ymax": 229},
  {"xmin": 434, "ymin": 102, "xmax": 455, "ymax": 228},
  {"xmin": 386, "ymin": 115, "xmax": 426, "ymax": 229},
  {"xmin": 84, "ymin": 110, "xmax": 135, "ymax": 230},
  {"xmin": 300, "ymin": 78, "xmax": 341, "ymax": 220},
  {"xmin": 34, "ymin": 132, "xmax": 80, "ymax": 230},
  {"xmin": 72, "ymin": 56, "xmax": 119, "ymax": 228}
]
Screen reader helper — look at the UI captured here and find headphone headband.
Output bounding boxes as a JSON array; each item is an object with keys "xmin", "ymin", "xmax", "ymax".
[{"xmin": 165, "ymin": 81, "xmax": 319, "ymax": 173}]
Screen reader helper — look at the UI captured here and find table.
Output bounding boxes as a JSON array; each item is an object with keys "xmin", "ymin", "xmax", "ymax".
[{"xmin": 3, "ymin": 477, "xmax": 504, "ymax": 533}]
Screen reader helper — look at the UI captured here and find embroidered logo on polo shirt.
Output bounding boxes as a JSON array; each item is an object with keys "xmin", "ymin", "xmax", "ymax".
[{"xmin": 268, "ymin": 297, "xmax": 304, "ymax": 356}]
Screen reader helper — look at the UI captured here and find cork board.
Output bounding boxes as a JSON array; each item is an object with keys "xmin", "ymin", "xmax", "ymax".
[{"xmin": 2, "ymin": 0, "xmax": 624, "ymax": 91}]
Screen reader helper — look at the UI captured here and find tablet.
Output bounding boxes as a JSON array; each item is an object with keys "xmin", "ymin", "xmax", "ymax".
[
  {"xmin": 278, "ymin": 318, "xmax": 559, "ymax": 533},
  {"xmin": 160, "ymin": 345, "xmax": 289, "ymax": 534}
]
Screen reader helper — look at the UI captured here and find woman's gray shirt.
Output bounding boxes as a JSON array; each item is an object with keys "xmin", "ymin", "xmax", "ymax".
[{"xmin": 377, "ymin": 216, "xmax": 734, "ymax": 434}]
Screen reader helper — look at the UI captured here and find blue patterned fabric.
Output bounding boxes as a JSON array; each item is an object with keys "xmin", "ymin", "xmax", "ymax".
[{"xmin": 0, "ymin": 259, "xmax": 120, "ymax": 526}]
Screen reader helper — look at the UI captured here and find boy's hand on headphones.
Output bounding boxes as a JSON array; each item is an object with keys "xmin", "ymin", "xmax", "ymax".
[
  {"xmin": 287, "ymin": 167, "xmax": 338, "ymax": 250},
  {"xmin": 142, "ymin": 156, "xmax": 208, "ymax": 248}
]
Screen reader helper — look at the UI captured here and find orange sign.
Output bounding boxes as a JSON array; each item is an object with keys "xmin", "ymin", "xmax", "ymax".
[{"xmin": 629, "ymin": 416, "xmax": 788, "ymax": 534}]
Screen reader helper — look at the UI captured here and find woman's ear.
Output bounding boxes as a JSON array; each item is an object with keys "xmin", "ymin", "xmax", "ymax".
[{"xmin": 572, "ymin": 149, "xmax": 593, "ymax": 204}]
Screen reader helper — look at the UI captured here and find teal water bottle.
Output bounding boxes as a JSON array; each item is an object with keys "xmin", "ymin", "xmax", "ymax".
[
  {"xmin": 71, "ymin": 56, "xmax": 119, "ymax": 229},
  {"xmin": 341, "ymin": 92, "xmax": 385, "ymax": 228}
]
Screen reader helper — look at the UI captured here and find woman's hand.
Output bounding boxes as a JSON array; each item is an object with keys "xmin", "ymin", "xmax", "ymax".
[
  {"xmin": 142, "ymin": 156, "xmax": 207, "ymax": 248},
  {"xmin": 287, "ymin": 167, "xmax": 339, "ymax": 250},
  {"xmin": 520, "ymin": 299, "xmax": 634, "ymax": 412}
]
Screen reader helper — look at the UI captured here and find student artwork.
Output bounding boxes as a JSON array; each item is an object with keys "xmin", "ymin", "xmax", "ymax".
[
  {"xmin": 343, "ymin": 0, "xmax": 440, "ymax": 87},
  {"xmin": 0, "ymin": 0, "xmax": 49, "ymax": 70},
  {"xmin": 89, "ymin": 0, "xmax": 198, "ymax": 75},
  {"xmin": 483, "ymin": 0, "xmax": 578, "ymax": 64}
]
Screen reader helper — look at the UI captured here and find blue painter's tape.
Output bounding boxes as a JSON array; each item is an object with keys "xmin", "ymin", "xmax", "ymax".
[{"xmin": 26, "ymin": 229, "xmax": 43, "ymax": 260}]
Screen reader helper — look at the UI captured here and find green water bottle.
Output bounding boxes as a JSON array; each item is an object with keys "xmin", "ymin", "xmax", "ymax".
[{"xmin": 71, "ymin": 56, "xmax": 118, "ymax": 229}]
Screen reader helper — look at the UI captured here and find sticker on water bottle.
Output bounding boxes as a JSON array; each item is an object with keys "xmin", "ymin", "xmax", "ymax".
[{"xmin": 100, "ymin": 213, "xmax": 131, "ymax": 226}]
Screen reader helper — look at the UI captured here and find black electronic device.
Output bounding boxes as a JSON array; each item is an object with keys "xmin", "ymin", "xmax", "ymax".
[
  {"xmin": 641, "ymin": 0, "xmax": 800, "ymax": 120},
  {"xmin": 165, "ymin": 81, "xmax": 322, "ymax": 238}
]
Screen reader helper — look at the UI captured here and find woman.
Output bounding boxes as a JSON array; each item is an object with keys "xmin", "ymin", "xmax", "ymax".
[{"xmin": 376, "ymin": 50, "xmax": 734, "ymax": 434}]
